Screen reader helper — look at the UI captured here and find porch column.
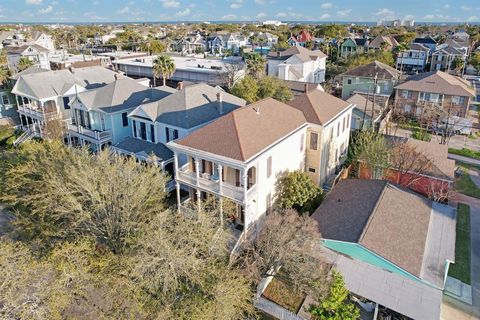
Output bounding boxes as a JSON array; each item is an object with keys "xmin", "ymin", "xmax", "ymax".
[
  {"xmin": 194, "ymin": 158, "xmax": 200, "ymax": 187},
  {"xmin": 175, "ymin": 181, "xmax": 181, "ymax": 213},
  {"xmin": 218, "ymin": 164, "xmax": 223, "ymax": 225},
  {"xmin": 242, "ymin": 168, "xmax": 248, "ymax": 201},
  {"xmin": 173, "ymin": 153, "xmax": 179, "ymax": 179},
  {"xmin": 196, "ymin": 188, "xmax": 201, "ymax": 212}
]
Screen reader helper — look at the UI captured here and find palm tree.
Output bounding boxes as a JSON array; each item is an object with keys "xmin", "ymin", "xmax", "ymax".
[
  {"xmin": 152, "ymin": 55, "xmax": 175, "ymax": 87},
  {"xmin": 17, "ymin": 57, "xmax": 34, "ymax": 72},
  {"xmin": 246, "ymin": 53, "xmax": 266, "ymax": 78}
]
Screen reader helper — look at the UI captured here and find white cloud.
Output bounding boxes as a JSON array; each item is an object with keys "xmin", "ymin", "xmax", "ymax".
[
  {"xmin": 336, "ymin": 8, "xmax": 352, "ymax": 18},
  {"xmin": 221, "ymin": 14, "xmax": 237, "ymax": 20},
  {"xmin": 38, "ymin": 5, "xmax": 53, "ymax": 13},
  {"xmin": 320, "ymin": 2, "xmax": 332, "ymax": 9},
  {"xmin": 467, "ymin": 15, "xmax": 479, "ymax": 21},
  {"xmin": 443, "ymin": 4, "xmax": 450, "ymax": 9},
  {"xmin": 254, "ymin": 0, "xmax": 266, "ymax": 4},
  {"xmin": 26, "ymin": 0, "xmax": 43, "ymax": 4},
  {"xmin": 320, "ymin": 13, "xmax": 331, "ymax": 19},
  {"xmin": 160, "ymin": 0, "xmax": 180, "ymax": 8},
  {"xmin": 117, "ymin": 6, "xmax": 129, "ymax": 14},
  {"xmin": 460, "ymin": 5, "xmax": 471, "ymax": 11},
  {"xmin": 276, "ymin": 12, "xmax": 287, "ymax": 18},
  {"xmin": 422, "ymin": 14, "xmax": 435, "ymax": 19},
  {"xmin": 374, "ymin": 8, "xmax": 395, "ymax": 19},
  {"xmin": 175, "ymin": 8, "xmax": 190, "ymax": 16},
  {"xmin": 229, "ymin": 0, "xmax": 242, "ymax": 9},
  {"xmin": 256, "ymin": 12, "xmax": 266, "ymax": 19}
]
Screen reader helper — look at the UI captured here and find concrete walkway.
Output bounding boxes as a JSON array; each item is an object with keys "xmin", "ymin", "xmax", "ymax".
[
  {"xmin": 468, "ymin": 169, "xmax": 480, "ymax": 188},
  {"xmin": 448, "ymin": 154, "xmax": 480, "ymax": 167}
]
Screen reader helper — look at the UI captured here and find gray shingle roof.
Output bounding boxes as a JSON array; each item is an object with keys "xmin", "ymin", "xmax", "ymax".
[
  {"xmin": 342, "ymin": 60, "xmax": 402, "ymax": 80},
  {"xmin": 77, "ymin": 78, "xmax": 175, "ymax": 113},
  {"xmin": 5, "ymin": 43, "xmax": 49, "ymax": 54},
  {"xmin": 130, "ymin": 83, "xmax": 246, "ymax": 129},
  {"xmin": 11, "ymin": 66, "xmax": 124, "ymax": 100},
  {"xmin": 114, "ymin": 138, "xmax": 173, "ymax": 161}
]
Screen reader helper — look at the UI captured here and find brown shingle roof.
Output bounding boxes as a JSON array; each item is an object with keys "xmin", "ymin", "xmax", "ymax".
[
  {"xmin": 312, "ymin": 179, "xmax": 433, "ymax": 278},
  {"xmin": 288, "ymin": 88, "xmax": 352, "ymax": 125},
  {"xmin": 368, "ymin": 35, "xmax": 399, "ymax": 49},
  {"xmin": 342, "ymin": 60, "xmax": 402, "ymax": 80},
  {"xmin": 175, "ymin": 98, "xmax": 307, "ymax": 161},
  {"xmin": 395, "ymin": 70, "xmax": 475, "ymax": 97}
]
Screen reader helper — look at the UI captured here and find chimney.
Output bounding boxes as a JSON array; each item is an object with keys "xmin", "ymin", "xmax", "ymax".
[
  {"xmin": 177, "ymin": 81, "xmax": 184, "ymax": 90},
  {"xmin": 216, "ymin": 92, "xmax": 224, "ymax": 114},
  {"xmin": 304, "ymin": 83, "xmax": 308, "ymax": 93}
]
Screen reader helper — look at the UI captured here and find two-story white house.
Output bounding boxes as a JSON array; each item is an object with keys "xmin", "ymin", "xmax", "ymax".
[
  {"xmin": 67, "ymin": 77, "xmax": 175, "ymax": 152},
  {"xmin": 168, "ymin": 90, "xmax": 354, "ymax": 243},
  {"xmin": 396, "ymin": 43, "xmax": 430, "ymax": 74},
  {"xmin": 11, "ymin": 66, "xmax": 122, "ymax": 137},
  {"xmin": 30, "ymin": 30, "xmax": 55, "ymax": 53},
  {"xmin": 114, "ymin": 83, "xmax": 246, "ymax": 189},
  {"xmin": 6, "ymin": 44, "xmax": 50, "ymax": 72},
  {"xmin": 207, "ymin": 33, "xmax": 248, "ymax": 54},
  {"xmin": 267, "ymin": 46, "xmax": 327, "ymax": 83}
]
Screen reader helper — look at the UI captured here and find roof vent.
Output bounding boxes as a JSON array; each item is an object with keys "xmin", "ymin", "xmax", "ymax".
[
  {"xmin": 217, "ymin": 92, "xmax": 223, "ymax": 114},
  {"xmin": 254, "ymin": 106, "xmax": 260, "ymax": 114}
]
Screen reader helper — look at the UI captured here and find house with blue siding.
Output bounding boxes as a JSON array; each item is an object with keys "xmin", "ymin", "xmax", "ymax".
[
  {"xmin": 67, "ymin": 77, "xmax": 175, "ymax": 152},
  {"xmin": 113, "ymin": 82, "xmax": 246, "ymax": 190},
  {"xmin": 312, "ymin": 179, "xmax": 456, "ymax": 319}
]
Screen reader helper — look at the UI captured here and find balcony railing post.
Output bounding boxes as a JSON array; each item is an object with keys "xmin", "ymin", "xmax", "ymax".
[
  {"xmin": 218, "ymin": 164, "xmax": 223, "ymax": 196},
  {"xmin": 242, "ymin": 168, "xmax": 248, "ymax": 203},
  {"xmin": 194, "ymin": 158, "xmax": 200, "ymax": 187}
]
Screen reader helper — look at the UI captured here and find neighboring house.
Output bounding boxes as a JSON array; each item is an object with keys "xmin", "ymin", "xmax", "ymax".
[
  {"xmin": 430, "ymin": 45, "xmax": 466, "ymax": 72},
  {"xmin": 168, "ymin": 98, "xmax": 308, "ymax": 240},
  {"xmin": 267, "ymin": 46, "xmax": 327, "ymax": 83},
  {"xmin": 340, "ymin": 38, "xmax": 368, "ymax": 57},
  {"xmin": 173, "ymin": 33, "xmax": 206, "ymax": 54},
  {"xmin": 287, "ymin": 30, "xmax": 313, "ymax": 47},
  {"xmin": 67, "ymin": 77, "xmax": 174, "ymax": 152},
  {"xmin": 11, "ymin": 66, "xmax": 122, "ymax": 137},
  {"xmin": 207, "ymin": 32, "xmax": 248, "ymax": 54},
  {"xmin": 394, "ymin": 70, "xmax": 475, "ymax": 118},
  {"xmin": 288, "ymin": 88, "xmax": 355, "ymax": 186},
  {"xmin": 0, "ymin": 31, "xmax": 16, "ymax": 49},
  {"xmin": 445, "ymin": 38, "xmax": 469, "ymax": 57},
  {"xmin": 0, "ymin": 81, "xmax": 17, "ymax": 125},
  {"xmin": 347, "ymin": 93, "xmax": 385, "ymax": 131},
  {"xmin": 312, "ymin": 179, "xmax": 456, "ymax": 320},
  {"xmin": 30, "ymin": 30, "xmax": 55, "ymax": 52},
  {"xmin": 340, "ymin": 60, "xmax": 402, "ymax": 105},
  {"xmin": 413, "ymin": 36, "xmax": 437, "ymax": 52},
  {"xmin": 358, "ymin": 137, "xmax": 456, "ymax": 198},
  {"xmin": 5, "ymin": 44, "xmax": 50, "ymax": 71},
  {"xmin": 368, "ymin": 35, "xmax": 399, "ymax": 51},
  {"xmin": 115, "ymin": 83, "xmax": 246, "ymax": 176},
  {"xmin": 250, "ymin": 32, "xmax": 278, "ymax": 48},
  {"xmin": 396, "ymin": 43, "xmax": 430, "ymax": 74}
]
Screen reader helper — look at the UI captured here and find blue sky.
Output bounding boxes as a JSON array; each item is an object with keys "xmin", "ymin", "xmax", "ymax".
[{"xmin": 0, "ymin": 0, "xmax": 479, "ymax": 23}]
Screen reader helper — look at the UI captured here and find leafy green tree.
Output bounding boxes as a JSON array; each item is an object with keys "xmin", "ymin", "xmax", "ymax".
[
  {"xmin": 142, "ymin": 40, "xmax": 166, "ymax": 54},
  {"xmin": 276, "ymin": 171, "xmax": 323, "ymax": 213},
  {"xmin": 230, "ymin": 75, "xmax": 293, "ymax": 103},
  {"xmin": 451, "ymin": 57, "xmax": 465, "ymax": 73},
  {"xmin": 17, "ymin": 57, "xmax": 34, "ymax": 72},
  {"xmin": 230, "ymin": 75, "xmax": 259, "ymax": 103},
  {"xmin": 153, "ymin": 54, "xmax": 175, "ymax": 87},
  {"xmin": 344, "ymin": 50, "xmax": 395, "ymax": 69},
  {"xmin": 310, "ymin": 271, "xmax": 360, "ymax": 320},
  {"xmin": 469, "ymin": 52, "xmax": 480, "ymax": 71},
  {"xmin": 352, "ymin": 130, "xmax": 391, "ymax": 179},
  {"xmin": 0, "ymin": 66, "xmax": 9, "ymax": 86}
]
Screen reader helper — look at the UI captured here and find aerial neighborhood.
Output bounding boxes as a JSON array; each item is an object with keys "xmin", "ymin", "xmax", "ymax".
[{"xmin": 0, "ymin": 11, "xmax": 479, "ymax": 320}]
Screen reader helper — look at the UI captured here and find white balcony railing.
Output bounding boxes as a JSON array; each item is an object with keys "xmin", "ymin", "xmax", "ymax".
[
  {"xmin": 17, "ymin": 104, "xmax": 59, "ymax": 121},
  {"xmin": 67, "ymin": 122, "xmax": 112, "ymax": 142},
  {"xmin": 177, "ymin": 167, "xmax": 246, "ymax": 203}
]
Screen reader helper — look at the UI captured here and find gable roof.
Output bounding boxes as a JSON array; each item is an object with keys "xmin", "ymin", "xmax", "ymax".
[
  {"xmin": 268, "ymin": 45, "xmax": 326, "ymax": 60},
  {"xmin": 395, "ymin": 70, "xmax": 475, "ymax": 97},
  {"xmin": 12, "ymin": 66, "xmax": 123, "ymax": 100},
  {"xmin": 312, "ymin": 180, "xmax": 434, "ymax": 279},
  {"xmin": 5, "ymin": 43, "xmax": 49, "ymax": 54},
  {"xmin": 342, "ymin": 60, "xmax": 402, "ymax": 80},
  {"xmin": 174, "ymin": 98, "xmax": 307, "ymax": 162},
  {"xmin": 413, "ymin": 36, "xmax": 437, "ymax": 45},
  {"xmin": 347, "ymin": 93, "xmax": 383, "ymax": 119},
  {"xmin": 368, "ymin": 35, "xmax": 399, "ymax": 49},
  {"xmin": 434, "ymin": 46, "xmax": 464, "ymax": 56},
  {"xmin": 10, "ymin": 66, "xmax": 49, "ymax": 80},
  {"xmin": 76, "ymin": 77, "xmax": 174, "ymax": 113},
  {"xmin": 130, "ymin": 83, "xmax": 245, "ymax": 129},
  {"xmin": 288, "ymin": 88, "xmax": 352, "ymax": 126},
  {"xmin": 408, "ymin": 43, "xmax": 430, "ymax": 52}
]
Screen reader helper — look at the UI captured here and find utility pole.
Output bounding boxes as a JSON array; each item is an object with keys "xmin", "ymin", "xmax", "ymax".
[
  {"xmin": 371, "ymin": 73, "xmax": 378, "ymax": 130},
  {"xmin": 361, "ymin": 85, "xmax": 371, "ymax": 130}
]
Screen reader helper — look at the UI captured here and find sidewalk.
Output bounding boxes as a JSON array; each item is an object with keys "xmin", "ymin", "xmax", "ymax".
[{"xmin": 448, "ymin": 154, "xmax": 480, "ymax": 167}]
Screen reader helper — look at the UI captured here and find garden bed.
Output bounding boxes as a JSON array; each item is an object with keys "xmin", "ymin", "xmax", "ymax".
[
  {"xmin": 262, "ymin": 277, "xmax": 305, "ymax": 314},
  {"xmin": 448, "ymin": 204, "xmax": 471, "ymax": 284}
]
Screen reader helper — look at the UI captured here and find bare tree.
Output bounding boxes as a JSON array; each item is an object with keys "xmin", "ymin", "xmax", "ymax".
[
  {"xmin": 390, "ymin": 141, "xmax": 433, "ymax": 188},
  {"xmin": 426, "ymin": 180, "xmax": 453, "ymax": 203},
  {"xmin": 218, "ymin": 62, "xmax": 245, "ymax": 89}
]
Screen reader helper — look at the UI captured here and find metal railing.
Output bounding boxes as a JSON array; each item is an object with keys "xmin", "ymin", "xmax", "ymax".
[{"xmin": 17, "ymin": 105, "xmax": 59, "ymax": 121}]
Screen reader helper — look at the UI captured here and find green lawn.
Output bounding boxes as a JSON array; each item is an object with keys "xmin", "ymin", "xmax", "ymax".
[
  {"xmin": 449, "ymin": 148, "xmax": 480, "ymax": 160},
  {"xmin": 448, "ymin": 203, "xmax": 471, "ymax": 284},
  {"xmin": 455, "ymin": 172, "xmax": 480, "ymax": 199}
]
